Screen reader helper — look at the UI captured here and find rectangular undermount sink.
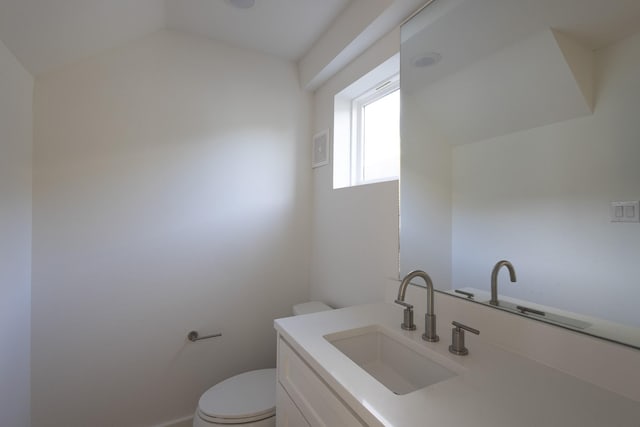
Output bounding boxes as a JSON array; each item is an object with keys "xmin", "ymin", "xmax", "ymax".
[{"xmin": 324, "ymin": 325, "xmax": 458, "ymax": 395}]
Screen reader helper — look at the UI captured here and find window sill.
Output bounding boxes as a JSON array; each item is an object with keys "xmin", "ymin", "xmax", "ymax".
[{"xmin": 334, "ymin": 177, "xmax": 398, "ymax": 191}]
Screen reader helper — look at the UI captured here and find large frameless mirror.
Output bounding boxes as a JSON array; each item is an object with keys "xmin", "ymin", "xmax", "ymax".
[{"xmin": 400, "ymin": 0, "xmax": 640, "ymax": 349}]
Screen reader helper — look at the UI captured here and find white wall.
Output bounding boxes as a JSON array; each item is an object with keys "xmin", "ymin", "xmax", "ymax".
[
  {"xmin": 310, "ymin": 30, "xmax": 401, "ymax": 307},
  {"xmin": 0, "ymin": 39, "xmax": 33, "ymax": 427},
  {"xmin": 32, "ymin": 30, "xmax": 311, "ymax": 427},
  {"xmin": 452, "ymin": 31, "xmax": 640, "ymax": 326}
]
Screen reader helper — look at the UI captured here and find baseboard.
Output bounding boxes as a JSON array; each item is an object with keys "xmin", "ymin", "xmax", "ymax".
[{"xmin": 154, "ymin": 414, "xmax": 193, "ymax": 427}]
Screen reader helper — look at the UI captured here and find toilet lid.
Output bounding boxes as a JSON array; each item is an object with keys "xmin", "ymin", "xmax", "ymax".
[{"xmin": 198, "ymin": 368, "xmax": 276, "ymax": 420}]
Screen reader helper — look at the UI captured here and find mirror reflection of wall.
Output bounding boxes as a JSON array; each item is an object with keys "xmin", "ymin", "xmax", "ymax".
[{"xmin": 400, "ymin": 0, "xmax": 640, "ymax": 349}]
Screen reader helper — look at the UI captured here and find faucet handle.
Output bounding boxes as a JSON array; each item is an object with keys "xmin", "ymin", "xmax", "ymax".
[
  {"xmin": 394, "ymin": 299, "xmax": 413, "ymax": 309},
  {"xmin": 394, "ymin": 300, "xmax": 417, "ymax": 331},
  {"xmin": 449, "ymin": 321, "xmax": 480, "ymax": 356}
]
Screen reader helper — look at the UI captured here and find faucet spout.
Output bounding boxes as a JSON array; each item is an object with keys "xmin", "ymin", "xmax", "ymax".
[
  {"xmin": 399, "ymin": 270, "xmax": 435, "ymax": 315},
  {"xmin": 490, "ymin": 260, "xmax": 517, "ymax": 306},
  {"xmin": 398, "ymin": 270, "xmax": 439, "ymax": 342}
]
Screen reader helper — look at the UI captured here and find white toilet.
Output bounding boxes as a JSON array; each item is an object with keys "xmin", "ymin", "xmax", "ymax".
[{"xmin": 193, "ymin": 302, "xmax": 332, "ymax": 427}]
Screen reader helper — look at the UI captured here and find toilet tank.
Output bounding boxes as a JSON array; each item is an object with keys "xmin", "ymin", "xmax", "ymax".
[{"xmin": 292, "ymin": 302, "xmax": 332, "ymax": 316}]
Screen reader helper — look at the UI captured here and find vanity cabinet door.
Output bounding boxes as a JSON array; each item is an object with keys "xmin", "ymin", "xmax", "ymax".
[
  {"xmin": 277, "ymin": 337, "xmax": 366, "ymax": 427},
  {"xmin": 276, "ymin": 382, "xmax": 310, "ymax": 427}
]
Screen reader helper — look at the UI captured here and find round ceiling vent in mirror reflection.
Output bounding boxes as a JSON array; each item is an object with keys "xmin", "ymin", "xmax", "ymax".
[{"xmin": 412, "ymin": 52, "xmax": 442, "ymax": 68}]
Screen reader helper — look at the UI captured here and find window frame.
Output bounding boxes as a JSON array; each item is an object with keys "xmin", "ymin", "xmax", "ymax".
[
  {"xmin": 331, "ymin": 54, "xmax": 400, "ymax": 190},
  {"xmin": 350, "ymin": 74, "xmax": 400, "ymax": 186}
]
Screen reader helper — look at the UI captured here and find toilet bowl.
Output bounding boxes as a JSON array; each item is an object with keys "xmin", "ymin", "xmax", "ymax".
[
  {"xmin": 193, "ymin": 302, "xmax": 332, "ymax": 426},
  {"xmin": 193, "ymin": 369, "xmax": 276, "ymax": 427}
]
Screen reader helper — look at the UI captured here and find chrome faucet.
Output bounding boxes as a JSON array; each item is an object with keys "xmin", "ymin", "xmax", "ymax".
[
  {"xmin": 396, "ymin": 270, "xmax": 439, "ymax": 342},
  {"xmin": 490, "ymin": 260, "xmax": 517, "ymax": 306}
]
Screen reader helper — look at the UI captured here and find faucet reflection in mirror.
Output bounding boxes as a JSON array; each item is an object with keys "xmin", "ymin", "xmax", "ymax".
[
  {"xmin": 490, "ymin": 260, "xmax": 517, "ymax": 306},
  {"xmin": 399, "ymin": 0, "xmax": 640, "ymax": 350}
]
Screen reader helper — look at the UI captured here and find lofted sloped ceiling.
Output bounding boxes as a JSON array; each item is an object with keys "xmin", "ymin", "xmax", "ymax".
[
  {"xmin": 0, "ymin": 0, "xmax": 351, "ymax": 76},
  {"xmin": 401, "ymin": 0, "xmax": 640, "ymax": 146},
  {"xmin": 401, "ymin": 0, "xmax": 640, "ymax": 96},
  {"xmin": 411, "ymin": 29, "xmax": 595, "ymax": 146},
  {"xmin": 7, "ymin": 0, "xmax": 637, "ymax": 88},
  {"xmin": 0, "ymin": 0, "xmax": 166, "ymax": 76},
  {"xmin": 165, "ymin": 0, "xmax": 350, "ymax": 62}
]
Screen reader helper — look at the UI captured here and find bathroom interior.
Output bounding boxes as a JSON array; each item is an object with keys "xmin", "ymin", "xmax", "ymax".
[{"xmin": 1, "ymin": 0, "xmax": 640, "ymax": 426}]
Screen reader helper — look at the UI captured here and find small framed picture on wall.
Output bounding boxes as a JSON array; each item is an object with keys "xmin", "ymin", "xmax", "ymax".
[{"xmin": 311, "ymin": 129, "xmax": 329, "ymax": 168}]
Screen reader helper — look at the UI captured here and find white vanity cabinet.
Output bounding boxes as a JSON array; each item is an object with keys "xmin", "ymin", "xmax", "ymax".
[
  {"xmin": 276, "ymin": 335, "xmax": 366, "ymax": 427},
  {"xmin": 276, "ymin": 382, "xmax": 310, "ymax": 427}
]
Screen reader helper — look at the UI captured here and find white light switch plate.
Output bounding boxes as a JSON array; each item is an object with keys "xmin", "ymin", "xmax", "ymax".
[{"xmin": 611, "ymin": 201, "xmax": 640, "ymax": 223}]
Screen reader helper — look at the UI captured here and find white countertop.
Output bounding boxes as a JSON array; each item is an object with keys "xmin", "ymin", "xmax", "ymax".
[{"xmin": 274, "ymin": 303, "xmax": 640, "ymax": 427}]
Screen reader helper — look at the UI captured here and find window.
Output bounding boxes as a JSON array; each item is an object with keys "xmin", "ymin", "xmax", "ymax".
[
  {"xmin": 351, "ymin": 77, "xmax": 400, "ymax": 185},
  {"xmin": 332, "ymin": 55, "xmax": 400, "ymax": 189}
]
